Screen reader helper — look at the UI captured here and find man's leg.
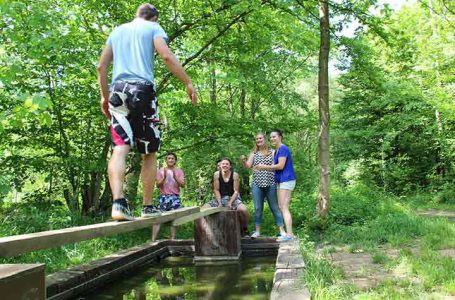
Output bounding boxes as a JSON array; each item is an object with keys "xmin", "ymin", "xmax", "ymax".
[
  {"xmin": 109, "ymin": 145, "xmax": 131, "ymax": 199},
  {"xmin": 152, "ymin": 224, "xmax": 161, "ymax": 241},
  {"xmin": 110, "ymin": 145, "xmax": 133, "ymax": 221},
  {"xmin": 170, "ymin": 226, "xmax": 177, "ymax": 240},
  {"xmin": 141, "ymin": 152, "xmax": 157, "ymax": 206}
]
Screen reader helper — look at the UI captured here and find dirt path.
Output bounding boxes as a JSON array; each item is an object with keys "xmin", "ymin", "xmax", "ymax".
[
  {"xmin": 318, "ymin": 247, "xmax": 455, "ymax": 290},
  {"xmin": 416, "ymin": 209, "xmax": 455, "ymax": 221}
]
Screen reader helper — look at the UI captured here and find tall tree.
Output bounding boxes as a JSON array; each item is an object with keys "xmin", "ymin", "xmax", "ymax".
[{"xmin": 316, "ymin": 0, "xmax": 330, "ymax": 218}]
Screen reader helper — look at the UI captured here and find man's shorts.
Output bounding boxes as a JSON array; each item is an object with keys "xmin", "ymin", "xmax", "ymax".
[
  {"xmin": 157, "ymin": 194, "xmax": 182, "ymax": 211},
  {"xmin": 209, "ymin": 195, "xmax": 243, "ymax": 210},
  {"xmin": 109, "ymin": 81, "xmax": 161, "ymax": 154}
]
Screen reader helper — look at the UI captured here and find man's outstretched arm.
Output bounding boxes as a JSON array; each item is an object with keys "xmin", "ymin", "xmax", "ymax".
[
  {"xmin": 97, "ymin": 45, "xmax": 113, "ymax": 119},
  {"xmin": 154, "ymin": 37, "xmax": 197, "ymax": 105}
]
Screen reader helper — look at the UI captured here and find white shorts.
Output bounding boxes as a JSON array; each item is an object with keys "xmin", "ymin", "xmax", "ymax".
[{"xmin": 278, "ymin": 180, "xmax": 296, "ymax": 191}]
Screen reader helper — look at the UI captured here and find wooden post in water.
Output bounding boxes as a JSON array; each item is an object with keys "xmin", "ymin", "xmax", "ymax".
[{"xmin": 194, "ymin": 210, "xmax": 241, "ymax": 262}]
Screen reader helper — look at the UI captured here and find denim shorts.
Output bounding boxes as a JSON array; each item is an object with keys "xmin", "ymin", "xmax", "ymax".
[
  {"xmin": 278, "ymin": 180, "xmax": 296, "ymax": 191},
  {"xmin": 209, "ymin": 195, "xmax": 242, "ymax": 210}
]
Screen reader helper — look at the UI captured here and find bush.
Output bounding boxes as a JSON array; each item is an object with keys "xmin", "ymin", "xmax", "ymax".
[
  {"xmin": 328, "ymin": 184, "xmax": 385, "ymax": 226},
  {"xmin": 434, "ymin": 188, "xmax": 455, "ymax": 204}
]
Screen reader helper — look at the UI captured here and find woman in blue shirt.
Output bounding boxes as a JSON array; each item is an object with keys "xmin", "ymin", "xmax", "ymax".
[{"xmin": 255, "ymin": 129, "xmax": 296, "ymax": 242}]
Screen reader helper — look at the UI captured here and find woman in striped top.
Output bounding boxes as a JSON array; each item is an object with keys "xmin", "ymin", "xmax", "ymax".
[{"xmin": 241, "ymin": 133, "xmax": 285, "ymax": 239}]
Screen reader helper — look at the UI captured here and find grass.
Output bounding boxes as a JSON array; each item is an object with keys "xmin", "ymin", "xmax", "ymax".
[
  {"xmin": 1, "ymin": 182, "xmax": 454, "ymax": 300},
  {"xmin": 295, "ymin": 184, "xmax": 455, "ymax": 299}
]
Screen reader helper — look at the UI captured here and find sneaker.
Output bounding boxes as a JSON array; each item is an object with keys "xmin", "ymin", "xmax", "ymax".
[
  {"xmin": 277, "ymin": 234, "xmax": 295, "ymax": 242},
  {"xmin": 251, "ymin": 231, "xmax": 260, "ymax": 239},
  {"xmin": 242, "ymin": 228, "xmax": 250, "ymax": 238},
  {"xmin": 111, "ymin": 199, "xmax": 134, "ymax": 221},
  {"xmin": 141, "ymin": 205, "xmax": 162, "ymax": 218}
]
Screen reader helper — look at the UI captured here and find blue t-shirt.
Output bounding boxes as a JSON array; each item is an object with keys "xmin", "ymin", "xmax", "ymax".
[
  {"xmin": 274, "ymin": 144, "xmax": 296, "ymax": 183},
  {"xmin": 106, "ymin": 18, "xmax": 168, "ymax": 84}
]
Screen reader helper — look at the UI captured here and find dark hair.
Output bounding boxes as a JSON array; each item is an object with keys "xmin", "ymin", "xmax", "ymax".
[
  {"xmin": 136, "ymin": 3, "xmax": 159, "ymax": 20},
  {"xmin": 271, "ymin": 128, "xmax": 284, "ymax": 137},
  {"xmin": 216, "ymin": 159, "xmax": 222, "ymax": 165},
  {"xmin": 220, "ymin": 157, "xmax": 232, "ymax": 165},
  {"xmin": 166, "ymin": 152, "xmax": 177, "ymax": 160}
]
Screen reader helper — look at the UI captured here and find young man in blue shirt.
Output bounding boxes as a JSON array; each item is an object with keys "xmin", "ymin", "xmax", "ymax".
[{"xmin": 97, "ymin": 3, "xmax": 197, "ymax": 221}]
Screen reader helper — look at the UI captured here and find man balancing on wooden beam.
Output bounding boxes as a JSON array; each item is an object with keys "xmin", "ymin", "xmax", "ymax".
[{"xmin": 97, "ymin": 3, "xmax": 197, "ymax": 221}]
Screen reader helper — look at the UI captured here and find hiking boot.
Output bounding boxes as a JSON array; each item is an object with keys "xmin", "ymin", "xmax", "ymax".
[
  {"xmin": 111, "ymin": 199, "xmax": 134, "ymax": 221},
  {"xmin": 141, "ymin": 205, "xmax": 162, "ymax": 218}
]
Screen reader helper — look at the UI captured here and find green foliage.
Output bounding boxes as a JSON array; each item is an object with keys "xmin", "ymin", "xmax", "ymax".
[{"xmin": 333, "ymin": 1, "xmax": 455, "ymax": 194}]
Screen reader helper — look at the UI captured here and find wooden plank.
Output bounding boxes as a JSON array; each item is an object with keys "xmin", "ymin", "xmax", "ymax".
[
  {"xmin": 0, "ymin": 207, "xmax": 199, "ymax": 258},
  {"xmin": 241, "ymin": 242, "xmax": 279, "ymax": 250},
  {"xmin": 0, "ymin": 264, "xmax": 45, "ymax": 300},
  {"xmin": 171, "ymin": 207, "xmax": 228, "ymax": 226}
]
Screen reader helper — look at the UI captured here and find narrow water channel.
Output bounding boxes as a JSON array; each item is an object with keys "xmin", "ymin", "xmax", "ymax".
[{"xmin": 79, "ymin": 256, "xmax": 276, "ymax": 300}]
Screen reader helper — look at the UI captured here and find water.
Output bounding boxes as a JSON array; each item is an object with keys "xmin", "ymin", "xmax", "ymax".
[{"xmin": 79, "ymin": 256, "xmax": 276, "ymax": 300}]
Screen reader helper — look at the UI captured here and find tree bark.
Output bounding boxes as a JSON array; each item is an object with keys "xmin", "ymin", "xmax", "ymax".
[
  {"xmin": 239, "ymin": 88, "xmax": 246, "ymax": 121},
  {"xmin": 124, "ymin": 152, "xmax": 142, "ymax": 209},
  {"xmin": 428, "ymin": 0, "xmax": 445, "ymax": 178},
  {"xmin": 210, "ymin": 63, "xmax": 217, "ymax": 105},
  {"xmin": 316, "ymin": 0, "xmax": 330, "ymax": 218},
  {"xmin": 81, "ymin": 135, "xmax": 110, "ymax": 215}
]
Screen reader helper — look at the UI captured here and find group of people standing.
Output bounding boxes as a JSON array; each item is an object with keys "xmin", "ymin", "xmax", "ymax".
[{"xmin": 97, "ymin": 3, "xmax": 296, "ymax": 242}]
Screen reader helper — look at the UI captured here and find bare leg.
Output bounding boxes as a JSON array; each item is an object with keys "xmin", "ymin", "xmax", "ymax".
[
  {"xmin": 152, "ymin": 224, "xmax": 160, "ymax": 241},
  {"xmin": 108, "ymin": 145, "xmax": 131, "ymax": 200},
  {"xmin": 278, "ymin": 189, "xmax": 293, "ymax": 236},
  {"xmin": 141, "ymin": 153, "xmax": 157, "ymax": 206},
  {"xmin": 170, "ymin": 226, "xmax": 177, "ymax": 239},
  {"xmin": 237, "ymin": 204, "xmax": 250, "ymax": 231}
]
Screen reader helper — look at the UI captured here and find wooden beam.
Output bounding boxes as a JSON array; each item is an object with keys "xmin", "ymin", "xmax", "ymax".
[
  {"xmin": 0, "ymin": 207, "xmax": 199, "ymax": 258},
  {"xmin": 171, "ymin": 207, "xmax": 228, "ymax": 226},
  {"xmin": 0, "ymin": 264, "xmax": 45, "ymax": 300}
]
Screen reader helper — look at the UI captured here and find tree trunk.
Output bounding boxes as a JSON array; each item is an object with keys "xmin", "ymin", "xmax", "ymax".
[
  {"xmin": 81, "ymin": 135, "xmax": 110, "ymax": 215},
  {"xmin": 210, "ymin": 63, "xmax": 217, "ymax": 104},
  {"xmin": 239, "ymin": 88, "xmax": 246, "ymax": 122},
  {"xmin": 124, "ymin": 152, "xmax": 142, "ymax": 209},
  {"xmin": 228, "ymin": 84, "xmax": 234, "ymax": 115},
  {"xmin": 428, "ymin": 0, "xmax": 445, "ymax": 178},
  {"xmin": 316, "ymin": 0, "xmax": 330, "ymax": 218}
]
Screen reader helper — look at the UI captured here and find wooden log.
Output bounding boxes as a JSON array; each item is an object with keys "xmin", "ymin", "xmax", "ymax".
[
  {"xmin": 194, "ymin": 210, "xmax": 241, "ymax": 258},
  {"xmin": 171, "ymin": 207, "xmax": 228, "ymax": 226},
  {"xmin": 0, "ymin": 264, "xmax": 45, "ymax": 300},
  {"xmin": 0, "ymin": 207, "xmax": 199, "ymax": 258}
]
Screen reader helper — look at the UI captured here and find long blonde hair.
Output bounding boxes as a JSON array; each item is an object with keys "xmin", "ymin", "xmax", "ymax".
[{"xmin": 253, "ymin": 132, "xmax": 272, "ymax": 155}]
